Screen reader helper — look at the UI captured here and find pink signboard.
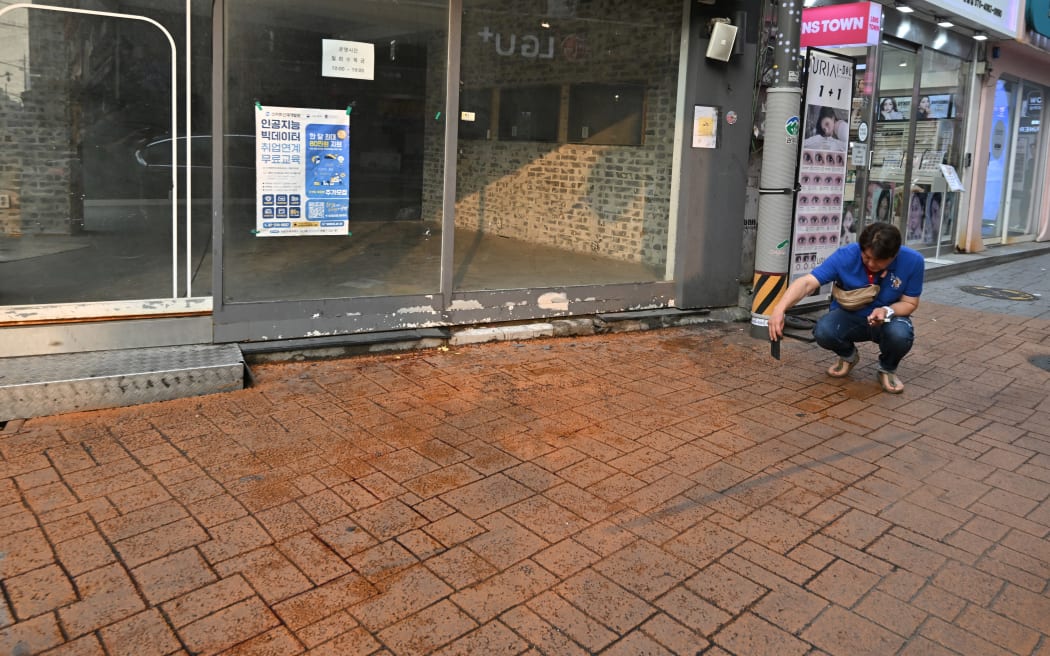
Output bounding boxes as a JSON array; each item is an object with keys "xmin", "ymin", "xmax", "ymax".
[{"xmin": 801, "ymin": 1, "xmax": 883, "ymax": 48}]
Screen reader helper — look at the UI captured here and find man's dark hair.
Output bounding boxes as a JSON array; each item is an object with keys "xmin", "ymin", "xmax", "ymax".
[{"xmin": 858, "ymin": 222, "xmax": 901, "ymax": 259}]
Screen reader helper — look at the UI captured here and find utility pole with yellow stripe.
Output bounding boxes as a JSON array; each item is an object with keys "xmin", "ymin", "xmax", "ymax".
[{"xmin": 750, "ymin": 1, "xmax": 803, "ymax": 339}]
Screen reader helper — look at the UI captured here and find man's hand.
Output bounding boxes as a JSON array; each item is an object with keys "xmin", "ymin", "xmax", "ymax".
[
  {"xmin": 867, "ymin": 307, "xmax": 889, "ymax": 326},
  {"xmin": 766, "ymin": 274, "xmax": 821, "ymax": 342},
  {"xmin": 768, "ymin": 308, "xmax": 786, "ymax": 342}
]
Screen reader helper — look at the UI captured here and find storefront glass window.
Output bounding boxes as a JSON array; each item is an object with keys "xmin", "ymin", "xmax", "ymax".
[
  {"xmin": 0, "ymin": 1, "xmax": 210, "ymax": 306},
  {"xmin": 221, "ymin": 0, "xmax": 447, "ymax": 303},
  {"xmin": 1006, "ymin": 82, "xmax": 1047, "ymax": 240},
  {"xmin": 867, "ymin": 43, "xmax": 969, "ymax": 250},
  {"xmin": 982, "ymin": 79, "xmax": 1015, "ymax": 240},
  {"xmin": 451, "ymin": 0, "xmax": 681, "ymax": 291},
  {"xmin": 867, "ymin": 43, "xmax": 915, "ymax": 233},
  {"xmin": 912, "ymin": 49, "xmax": 968, "ymax": 248},
  {"xmin": 983, "ymin": 79, "xmax": 1046, "ymax": 244}
]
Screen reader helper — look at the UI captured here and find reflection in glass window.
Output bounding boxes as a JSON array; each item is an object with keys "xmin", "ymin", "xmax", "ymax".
[
  {"xmin": 451, "ymin": 0, "xmax": 681, "ymax": 291},
  {"xmin": 0, "ymin": 3, "xmax": 212, "ymax": 305},
  {"xmin": 498, "ymin": 85, "xmax": 561, "ymax": 142},
  {"xmin": 222, "ymin": 0, "xmax": 448, "ymax": 303},
  {"xmin": 568, "ymin": 82, "xmax": 645, "ymax": 146}
]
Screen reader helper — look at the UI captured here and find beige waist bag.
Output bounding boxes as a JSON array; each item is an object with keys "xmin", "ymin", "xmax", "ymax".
[{"xmin": 831, "ymin": 283, "xmax": 880, "ymax": 310}]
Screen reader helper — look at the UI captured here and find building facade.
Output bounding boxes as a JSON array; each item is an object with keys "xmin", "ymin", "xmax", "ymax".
[
  {"xmin": 797, "ymin": 0, "xmax": 1048, "ymax": 261},
  {"xmin": 960, "ymin": 0, "xmax": 1050, "ymax": 251},
  {"xmin": 3, "ymin": 0, "xmax": 1045, "ymax": 361},
  {"xmin": 0, "ymin": 0, "xmax": 761, "ymax": 357}
]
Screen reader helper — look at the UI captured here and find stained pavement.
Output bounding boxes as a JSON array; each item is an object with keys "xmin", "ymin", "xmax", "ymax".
[{"xmin": 1, "ymin": 256, "xmax": 1049, "ymax": 655}]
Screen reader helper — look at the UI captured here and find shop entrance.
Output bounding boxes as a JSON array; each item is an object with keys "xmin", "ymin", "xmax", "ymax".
[
  {"xmin": 217, "ymin": 0, "xmax": 446, "ymax": 305},
  {"xmin": 213, "ymin": 0, "xmax": 692, "ymax": 342},
  {"xmin": 864, "ymin": 40, "xmax": 970, "ymax": 252},
  {"xmin": 981, "ymin": 78, "xmax": 1047, "ymax": 245}
]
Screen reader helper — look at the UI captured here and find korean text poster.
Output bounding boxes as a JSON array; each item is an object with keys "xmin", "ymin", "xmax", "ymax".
[{"xmin": 255, "ymin": 106, "xmax": 350, "ymax": 237}]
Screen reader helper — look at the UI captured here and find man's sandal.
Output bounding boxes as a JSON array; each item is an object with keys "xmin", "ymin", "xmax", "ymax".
[
  {"xmin": 877, "ymin": 370, "xmax": 904, "ymax": 394},
  {"xmin": 827, "ymin": 351, "xmax": 859, "ymax": 378}
]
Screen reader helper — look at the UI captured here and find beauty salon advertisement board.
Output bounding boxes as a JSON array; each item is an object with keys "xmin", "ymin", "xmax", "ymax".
[{"xmin": 791, "ymin": 49, "xmax": 855, "ymax": 290}]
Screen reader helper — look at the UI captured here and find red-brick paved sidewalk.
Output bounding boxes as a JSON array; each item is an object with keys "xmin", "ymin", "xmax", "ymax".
[{"xmin": 2, "ymin": 301, "xmax": 1049, "ymax": 655}]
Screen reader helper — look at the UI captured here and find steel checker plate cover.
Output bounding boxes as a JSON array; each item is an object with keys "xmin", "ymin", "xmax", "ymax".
[{"xmin": 0, "ymin": 345, "xmax": 244, "ymax": 420}]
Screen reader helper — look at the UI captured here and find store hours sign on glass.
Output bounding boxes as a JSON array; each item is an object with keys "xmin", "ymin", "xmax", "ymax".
[
  {"xmin": 255, "ymin": 106, "xmax": 350, "ymax": 237},
  {"xmin": 792, "ymin": 49, "xmax": 853, "ymax": 283}
]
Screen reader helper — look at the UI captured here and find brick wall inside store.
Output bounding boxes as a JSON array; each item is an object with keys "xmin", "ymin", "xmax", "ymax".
[
  {"xmin": 0, "ymin": 10, "xmax": 80, "ymax": 236},
  {"xmin": 422, "ymin": 0, "xmax": 681, "ymax": 267}
]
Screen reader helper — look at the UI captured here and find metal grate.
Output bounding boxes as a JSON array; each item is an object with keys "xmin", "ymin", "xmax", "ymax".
[{"xmin": 959, "ymin": 286, "xmax": 1037, "ymax": 301}]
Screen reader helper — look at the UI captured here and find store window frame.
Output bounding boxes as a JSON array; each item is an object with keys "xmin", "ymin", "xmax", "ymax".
[
  {"xmin": 854, "ymin": 19, "xmax": 973, "ymax": 253},
  {"xmin": 982, "ymin": 76, "xmax": 1047, "ymax": 245},
  {"xmin": 210, "ymin": 0, "xmax": 684, "ymax": 343},
  {"xmin": 0, "ymin": 2, "xmax": 212, "ymax": 324}
]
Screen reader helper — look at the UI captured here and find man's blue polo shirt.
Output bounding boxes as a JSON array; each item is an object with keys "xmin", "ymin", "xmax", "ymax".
[{"xmin": 811, "ymin": 243, "xmax": 924, "ymax": 314}]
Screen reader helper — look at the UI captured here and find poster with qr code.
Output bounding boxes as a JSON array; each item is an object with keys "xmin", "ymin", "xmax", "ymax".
[{"xmin": 256, "ymin": 105, "xmax": 350, "ymax": 237}]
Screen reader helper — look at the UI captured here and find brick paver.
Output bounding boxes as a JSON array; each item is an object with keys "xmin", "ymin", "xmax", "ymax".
[{"xmin": 2, "ymin": 275, "xmax": 1050, "ymax": 654}]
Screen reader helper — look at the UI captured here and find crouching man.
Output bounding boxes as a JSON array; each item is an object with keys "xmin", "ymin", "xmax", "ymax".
[{"xmin": 768, "ymin": 222, "xmax": 923, "ymax": 394}]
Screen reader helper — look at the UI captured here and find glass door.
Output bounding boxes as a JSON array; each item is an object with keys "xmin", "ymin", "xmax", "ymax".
[
  {"xmin": 867, "ymin": 42, "xmax": 917, "ymax": 237},
  {"xmin": 910, "ymin": 49, "xmax": 969, "ymax": 250},
  {"xmin": 999, "ymin": 82, "xmax": 1046, "ymax": 243},
  {"xmin": 220, "ymin": 0, "xmax": 448, "ymax": 303},
  {"xmin": 981, "ymin": 79, "xmax": 1017, "ymax": 243}
]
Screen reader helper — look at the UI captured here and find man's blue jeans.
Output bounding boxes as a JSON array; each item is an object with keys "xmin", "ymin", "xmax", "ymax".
[{"xmin": 813, "ymin": 308, "xmax": 914, "ymax": 373}]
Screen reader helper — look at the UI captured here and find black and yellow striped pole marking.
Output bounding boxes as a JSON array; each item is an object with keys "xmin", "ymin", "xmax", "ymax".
[
  {"xmin": 750, "ymin": 0, "xmax": 802, "ymax": 341},
  {"xmin": 752, "ymin": 271, "xmax": 788, "ymax": 317},
  {"xmin": 750, "ymin": 270, "xmax": 788, "ymax": 340}
]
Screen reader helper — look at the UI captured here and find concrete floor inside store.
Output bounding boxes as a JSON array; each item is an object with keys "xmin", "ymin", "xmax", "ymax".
[{"xmin": 0, "ymin": 202, "xmax": 666, "ymax": 308}]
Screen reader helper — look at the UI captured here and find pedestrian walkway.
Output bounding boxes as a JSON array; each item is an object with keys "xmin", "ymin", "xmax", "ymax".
[
  {"xmin": 923, "ymin": 240, "xmax": 1050, "ymax": 282},
  {"xmin": 922, "ymin": 252, "xmax": 1050, "ymax": 320},
  {"xmin": 1, "ymin": 295, "xmax": 1049, "ymax": 654}
]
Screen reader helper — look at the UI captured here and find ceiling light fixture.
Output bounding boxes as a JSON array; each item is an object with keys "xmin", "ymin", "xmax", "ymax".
[
  {"xmin": 895, "ymin": 2, "xmax": 914, "ymax": 13},
  {"xmin": 973, "ymin": 32, "xmax": 988, "ymax": 41},
  {"xmin": 936, "ymin": 17, "xmax": 954, "ymax": 28},
  {"xmin": 898, "ymin": 61, "xmax": 907, "ymax": 67}
]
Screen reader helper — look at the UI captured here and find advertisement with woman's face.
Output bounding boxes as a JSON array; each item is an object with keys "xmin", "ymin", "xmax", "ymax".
[
  {"xmin": 878, "ymin": 97, "xmax": 904, "ymax": 121},
  {"xmin": 906, "ymin": 192, "xmax": 926, "ymax": 242},
  {"xmin": 802, "ymin": 104, "xmax": 849, "ymax": 152},
  {"xmin": 791, "ymin": 49, "xmax": 853, "ymax": 283},
  {"xmin": 867, "ymin": 182, "xmax": 893, "ymax": 223},
  {"xmin": 923, "ymin": 192, "xmax": 942, "ymax": 244}
]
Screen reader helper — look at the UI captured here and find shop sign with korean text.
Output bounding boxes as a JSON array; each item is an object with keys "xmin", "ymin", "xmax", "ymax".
[
  {"xmin": 925, "ymin": 0, "xmax": 1021, "ymax": 39},
  {"xmin": 801, "ymin": 2, "xmax": 882, "ymax": 48},
  {"xmin": 255, "ymin": 106, "xmax": 350, "ymax": 237}
]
